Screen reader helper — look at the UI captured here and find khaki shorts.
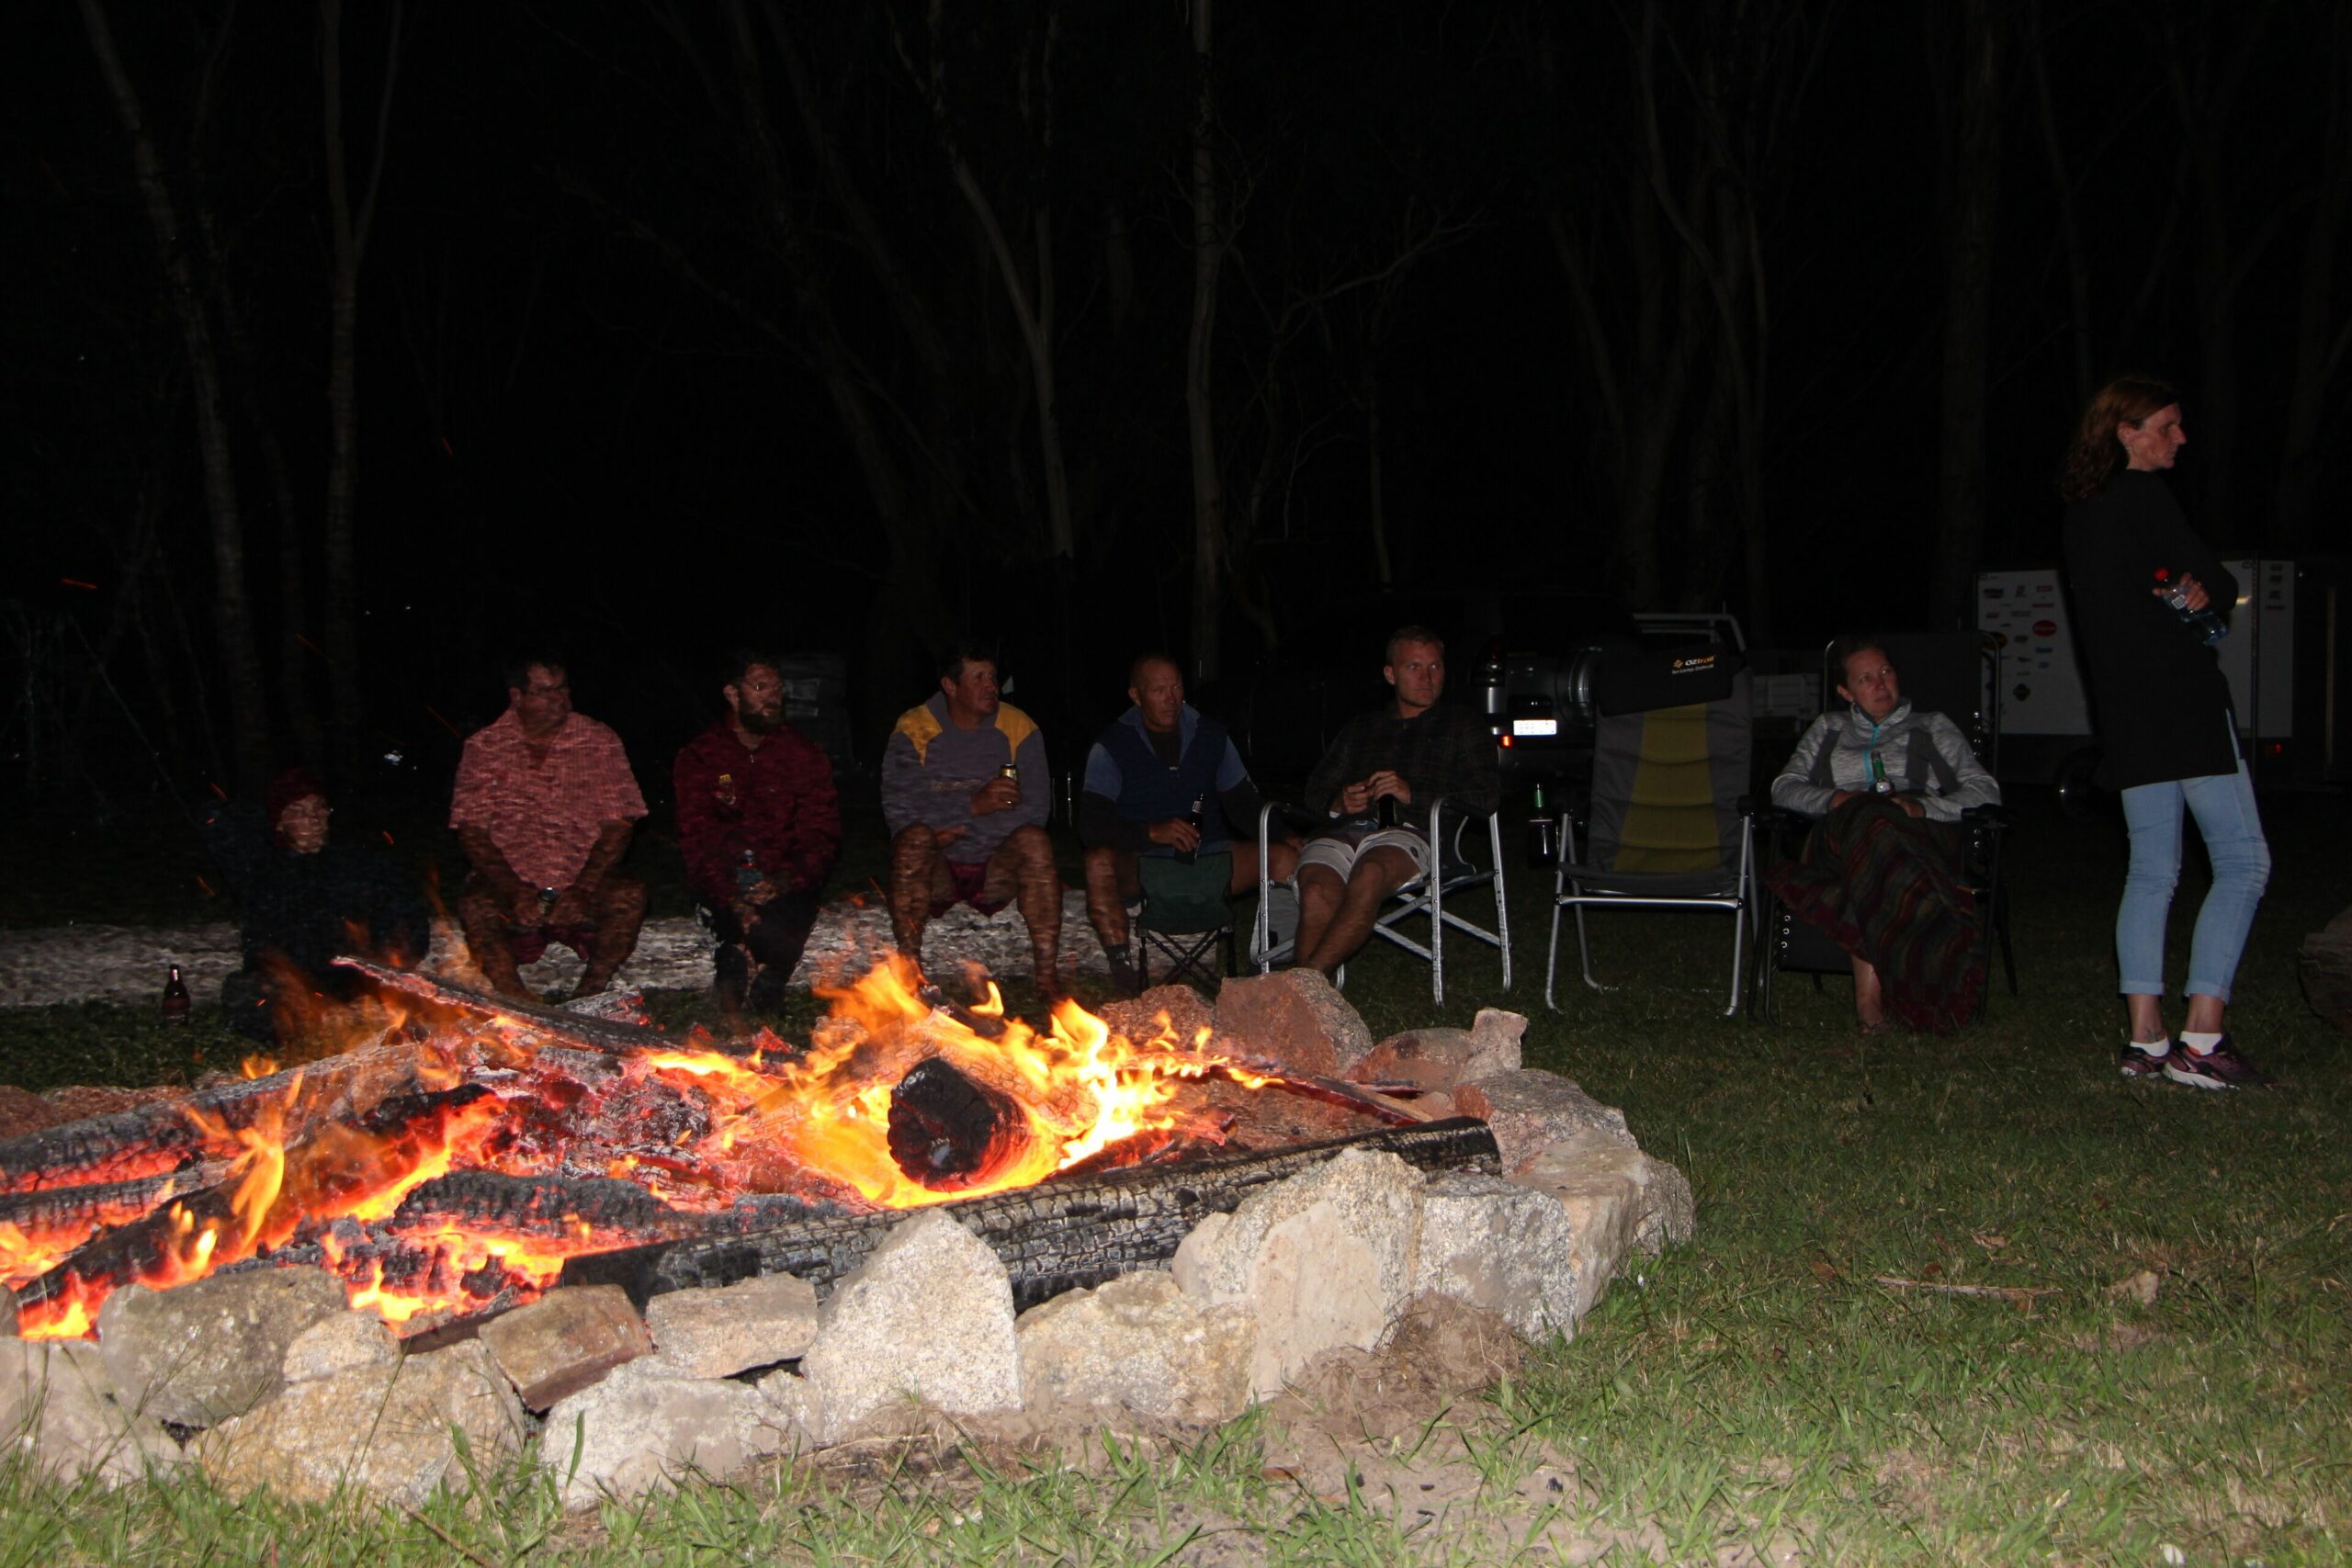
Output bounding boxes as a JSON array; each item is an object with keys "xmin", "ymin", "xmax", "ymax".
[{"xmin": 1295, "ymin": 826, "xmax": 1430, "ymax": 883}]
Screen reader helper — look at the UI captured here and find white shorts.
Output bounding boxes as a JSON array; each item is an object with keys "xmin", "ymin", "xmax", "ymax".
[{"xmin": 1295, "ymin": 826, "xmax": 1430, "ymax": 883}]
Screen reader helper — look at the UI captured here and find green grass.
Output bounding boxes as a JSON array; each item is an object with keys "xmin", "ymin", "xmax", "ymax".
[{"xmin": 3, "ymin": 790, "xmax": 2348, "ymax": 1562}]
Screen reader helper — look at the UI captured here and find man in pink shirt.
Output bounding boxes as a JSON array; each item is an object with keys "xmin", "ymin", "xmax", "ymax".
[{"xmin": 450, "ymin": 653, "xmax": 649, "ymax": 999}]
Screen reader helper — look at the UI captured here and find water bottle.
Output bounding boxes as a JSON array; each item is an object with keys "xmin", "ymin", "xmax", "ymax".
[
  {"xmin": 1178, "ymin": 795, "xmax": 1205, "ymax": 865},
  {"xmin": 1524, "ymin": 783, "xmax": 1558, "ymax": 869},
  {"xmin": 735, "ymin": 848, "xmax": 763, "ymax": 898},
  {"xmin": 1869, "ymin": 752, "xmax": 1892, "ymax": 795},
  {"xmin": 161, "ymin": 964, "xmax": 191, "ymax": 1026},
  {"xmin": 2154, "ymin": 569, "xmax": 2228, "ymax": 646}
]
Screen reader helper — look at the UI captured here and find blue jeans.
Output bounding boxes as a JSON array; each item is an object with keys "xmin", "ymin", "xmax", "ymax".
[{"xmin": 2116, "ymin": 736, "xmax": 2269, "ymax": 1003}]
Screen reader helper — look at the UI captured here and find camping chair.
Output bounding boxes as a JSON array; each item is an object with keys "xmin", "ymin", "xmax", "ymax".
[
  {"xmin": 1545, "ymin": 664, "xmax": 1758, "ymax": 1017},
  {"xmin": 1249, "ymin": 798, "xmax": 1512, "ymax": 1006},
  {"xmin": 1128, "ymin": 851, "xmax": 1237, "ymax": 995},
  {"xmin": 1752, "ymin": 632, "xmax": 2016, "ymax": 1023}
]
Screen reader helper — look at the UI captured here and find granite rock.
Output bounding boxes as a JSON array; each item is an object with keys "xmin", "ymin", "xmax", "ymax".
[
  {"xmin": 478, "ymin": 1284, "xmax": 651, "ymax": 1410},
  {"xmin": 281, "ymin": 1311, "xmax": 401, "ymax": 1384},
  {"xmin": 1212, "ymin": 970, "xmax": 1374, "ymax": 1078},
  {"xmin": 1509, "ymin": 1133, "xmax": 1693, "ymax": 1322},
  {"xmin": 97, "ymin": 1265, "xmax": 350, "ymax": 1428},
  {"xmin": 1016, "ymin": 1269, "xmax": 1255, "ymax": 1423},
  {"xmin": 1411, "ymin": 1169, "xmax": 1582, "ymax": 1339},
  {"xmin": 1452, "ymin": 1068, "xmax": 1635, "ymax": 1172},
  {"xmin": 539, "ymin": 1358, "xmax": 783, "ymax": 1509},
  {"xmin": 645, "ymin": 1273, "xmax": 820, "ymax": 1379},
  {"xmin": 0, "ymin": 1337, "xmax": 182, "ymax": 1486}
]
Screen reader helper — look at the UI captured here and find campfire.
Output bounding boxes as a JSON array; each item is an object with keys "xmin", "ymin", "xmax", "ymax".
[{"xmin": 1, "ymin": 958, "xmax": 1433, "ymax": 1341}]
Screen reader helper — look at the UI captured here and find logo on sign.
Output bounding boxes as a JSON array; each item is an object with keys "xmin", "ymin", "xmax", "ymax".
[{"xmin": 2032, "ymin": 620, "xmax": 2057, "ymax": 637}]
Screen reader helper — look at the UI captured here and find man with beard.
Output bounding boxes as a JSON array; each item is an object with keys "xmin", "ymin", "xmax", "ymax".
[
  {"xmin": 451, "ymin": 651, "xmax": 649, "ymax": 999},
  {"xmin": 881, "ymin": 642, "xmax": 1061, "ymax": 991},
  {"xmin": 673, "ymin": 649, "xmax": 842, "ymax": 1015},
  {"xmin": 1291, "ymin": 626, "xmax": 1498, "ymax": 976}
]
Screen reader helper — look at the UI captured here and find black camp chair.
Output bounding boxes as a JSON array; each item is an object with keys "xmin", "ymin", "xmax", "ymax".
[
  {"xmin": 1544, "ymin": 653, "xmax": 1758, "ymax": 1018},
  {"xmin": 1752, "ymin": 632, "xmax": 2016, "ymax": 1023}
]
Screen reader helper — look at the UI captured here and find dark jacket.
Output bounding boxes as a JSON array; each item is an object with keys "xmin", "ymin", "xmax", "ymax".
[
  {"xmin": 673, "ymin": 718, "xmax": 842, "ymax": 908},
  {"xmin": 2061, "ymin": 470, "xmax": 2240, "ymax": 790},
  {"xmin": 200, "ymin": 805, "xmax": 429, "ymax": 976},
  {"xmin": 1079, "ymin": 704, "xmax": 1261, "ymax": 855}
]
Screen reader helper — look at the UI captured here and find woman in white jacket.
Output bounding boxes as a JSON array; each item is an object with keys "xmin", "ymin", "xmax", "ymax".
[{"xmin": 1767, "ymin": 637, "xmax": 2000, "ymax": 1032}]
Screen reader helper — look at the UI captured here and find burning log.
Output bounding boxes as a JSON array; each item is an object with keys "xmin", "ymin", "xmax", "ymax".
[
  {"xmin": 887, "ymin": 1056, "xmax": 1031, "ymax": 1191},
  {"xmin": 561, "ymin": 1115, "xmax": 1500, "ymax": 1312}
]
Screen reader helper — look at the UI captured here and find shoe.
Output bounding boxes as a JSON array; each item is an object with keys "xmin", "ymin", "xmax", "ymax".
[
  {"xmin": 1103, "ymin": 947, "xmax": 1143, "ymax": 996},
  {"xmin": 2162, "ymin": 1036, "xmax": 2273, "ymax": 1090},
  {"xmin": 2118, "ymin": 1042, "xmax": 2170, "ymax": 1080}
]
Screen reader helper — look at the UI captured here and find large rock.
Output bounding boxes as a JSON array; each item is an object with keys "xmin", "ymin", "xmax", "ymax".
[
  {"xmin": 1411, "ymin": 1169, "xmax": 1582, "ymax": 1339},
  {"xmin": 796, "ymin": 1210, "xmax": 1021, "ymax": 1442},
  {"xmin": 1453, "ymin": 1069, "xmax": 1635, "ymax": 1172},
  {"xmin": 1351, "ymin": 1009, "xmax": 1524, "ymax": 1092},
  {"xmin": 478, "ymin": 1284, "xmax": 651, "ymax": 1410},
  {"xmin": 539, "ymin": 1358, "xmax": 782, "ymax": 1510},
  {"xmin": 1508, "ymin": 1133, "xmax": 1694, "ymax": 1322},
  {"xmin": 0, "ymin": 1337, "xmax": 182, "ymax": 1485},
  {"xmin": 194, "ymin": 1339, "xmax": 526, "ymax": 1507},
  {"xmin": 282, "ymin": 1311, "xmax": 401, "ymax": 1384},
  {"xmin": 1171, "ymin": 1148, "xmax": 1423, "ymax": 1397},
  {"xmin": 1097, "ymin": 984, "xmax": 1217, "ymax": 1051},
  {"xmin": 1213, "ymin": 970, "xmax": 1374, "ymax": 1077},
  {"xmin": 645, "ymin": 1273, "xmax": 820, "ymax": 1379},
  {"xmin": 1016, "ymin": 1269, "xmax": 1255, "ymax": 1423},
  {"xmin": 97, "ymin": 1265, "xmax": 350, "ymax": 1428}
]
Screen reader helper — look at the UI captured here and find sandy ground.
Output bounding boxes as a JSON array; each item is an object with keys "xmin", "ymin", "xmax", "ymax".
[{"xmin": 0, "ymin": 893, "xmax": 1114, "ymax": 1010}]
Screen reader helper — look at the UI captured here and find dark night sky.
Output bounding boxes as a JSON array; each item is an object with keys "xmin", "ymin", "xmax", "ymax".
[{"xmin": 4, "ymin": 1, "xmax": 2342, "ymax": 790}]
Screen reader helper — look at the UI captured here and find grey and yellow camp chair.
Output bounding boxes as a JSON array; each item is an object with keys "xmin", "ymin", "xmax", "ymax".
[{"xmin": 1545, "ymin": 669, "xmax": 1757, "ymax": 1016}]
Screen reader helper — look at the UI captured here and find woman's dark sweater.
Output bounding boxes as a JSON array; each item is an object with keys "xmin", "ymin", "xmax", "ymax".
[{"xmin": 2060, "ymin": 469, "xmax": 2239, "ymax": 790}]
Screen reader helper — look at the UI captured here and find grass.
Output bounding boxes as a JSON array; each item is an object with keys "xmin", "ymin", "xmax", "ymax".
[{"xmin": 2, "ymin": 788, "xmax": 2348, "ymax": 1562}]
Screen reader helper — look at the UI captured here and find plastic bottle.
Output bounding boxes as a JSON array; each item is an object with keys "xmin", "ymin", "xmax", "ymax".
[
  {"xmin": 161, "ymin": 964, "xmax": 191, "ymax": 1026},
  {"xmin": 2154, "ymin": 568, "xmax": 2228, "ymax": 645}
]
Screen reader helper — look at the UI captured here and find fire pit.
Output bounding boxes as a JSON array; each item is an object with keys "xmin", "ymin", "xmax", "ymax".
[{"xmin": 3, "ymin": 957, "xmax": 1477, "ymax": 1340}]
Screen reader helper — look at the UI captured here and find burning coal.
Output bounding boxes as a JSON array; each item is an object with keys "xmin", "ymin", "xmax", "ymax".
[{"xmin": 1, "ymin": 958, "xmax": 1284, "ymax": 1340}]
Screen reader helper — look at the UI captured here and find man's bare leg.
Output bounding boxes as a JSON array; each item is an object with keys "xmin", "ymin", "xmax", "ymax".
[
  {"xmin": 1292, "ymin": 863, "xmax": 1345, "ymax": 969},
  {"xmin": 987, "ymin": 826, "xmax": 1064, "ymax": 991},
  {"xmin": 574, "ymin": 874, "xmax": 649, "ymax": 997},
  {"xmin": 1227, "ymin": 840, "xmax": 1299, "ymax": 896},
  {"xmin": 456, "ymin": 875, "xmax": 532, "ymax": 1000},
  {"xmin": 1082, "ymin": 844, "xmax": 1138, "ymax": 952},
  {"xmin": 1851, "ymin": 954, "xmax": 1886, "ymax": 1032},
  {"xmin": 888, "ymin": 826, "xmax": 951, "ymax": 970},
  {"xmin": 1297, "ymin": 846, "xmax": 1419, "ymax": 976}
]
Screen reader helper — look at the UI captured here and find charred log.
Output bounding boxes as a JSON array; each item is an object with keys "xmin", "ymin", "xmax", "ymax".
[
  {"xmin": 887, "ymin": 1056, "xmax": 1031, "ymax": 1190},
  {"xmin": 561, "ymin": 1116, "xmax": 1500, "ymax": 1312}
]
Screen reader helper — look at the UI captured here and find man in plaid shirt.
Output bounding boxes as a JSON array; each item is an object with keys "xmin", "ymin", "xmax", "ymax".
[{"xmin": 1293, "ymin": 626, "xmax": 1498, "ymax": 976}]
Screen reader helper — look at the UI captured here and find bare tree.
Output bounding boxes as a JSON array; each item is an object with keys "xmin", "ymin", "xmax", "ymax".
[
  {"xmin": 1928, "ymin": 0, "xmax": 2007, "ymax": 631},
  {"xmin": 78, "ymin": 0, "xmax": 270, "ymax": 792},
  {"xmin": 2272, "ymin": 4, "xmax": 2352, "ymax": 551},
  {"xmin": 1186, "ymin": 0, "xmax": 1228, "ymax": 678},
  {"xmin": 319, "ymin": 0, "xmax": 405, "ymax": 779}
]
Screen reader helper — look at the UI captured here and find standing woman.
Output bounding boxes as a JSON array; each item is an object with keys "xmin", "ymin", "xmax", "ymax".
[{"xmin": 2059, "ymin": 376, "xmax": 2271, "ymax": 1088}]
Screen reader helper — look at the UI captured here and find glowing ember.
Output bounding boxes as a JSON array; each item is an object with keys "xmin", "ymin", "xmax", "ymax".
[{"xmin": 3, "ymin": 957, "xmax": 1281, "ymax": 1339}]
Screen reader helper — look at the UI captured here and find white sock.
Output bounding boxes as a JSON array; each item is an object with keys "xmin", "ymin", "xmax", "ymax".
[
  {"xmin": 2181, "ymin": 1030, "xmax": 2224, "ymax": 1055},
  {"xmin": 2129, "ymin": 1035, "xmax": 2171, "ymax": 1057}
]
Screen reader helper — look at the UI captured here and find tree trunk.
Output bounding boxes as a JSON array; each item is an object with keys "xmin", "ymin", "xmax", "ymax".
[
  {"xmin": 79, "ymin": 0, "xmax": 269, "ymax": 794},
  {"xmin": 1185, "ymin": 0, "xmax": 1227, "ymax": 680},
  {"xmin": 1932, "ymin": 0, "xmax": 2004, "ymax": 631},
  {"xmin": 321, "ymin": 0, "xmax": 402, "ymax": 784},
  {"xmin": 2272, "ymin": 11, "xmax": 2351, "ymax": 553},
  {"xmin": 2027, "ymin": 0, "xmax": 2094, "ymax": 412},
  {"xmin": 1363, "ymin": 353, "xmax": 1391, "ymax": 590}
]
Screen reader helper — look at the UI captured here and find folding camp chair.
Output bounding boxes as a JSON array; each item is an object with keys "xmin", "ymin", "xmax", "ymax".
[
  {"xmin": 1249, "ymin": 799, "xmax": 1511, "ymax": 1006},
  {"xmin": 1129, "ymin": 851, "xmax": 1237, "ymax": 994},
  {"xmin": 1752, "ymin": 631, "xmax": 2016, "ymax": 1022},
  {"xmin": 1545, "ymin": 665, "xmax": 1758, "ymax": 1017}
]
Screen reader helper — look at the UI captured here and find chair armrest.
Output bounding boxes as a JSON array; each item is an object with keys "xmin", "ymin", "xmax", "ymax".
[
  {"xmin": 1961, "ymin": 803, "xmax": 2014, "ymax": 828},
  {"xmin": 1750, "ymin": 802, "xmax": 1804, "ymax": 831}
]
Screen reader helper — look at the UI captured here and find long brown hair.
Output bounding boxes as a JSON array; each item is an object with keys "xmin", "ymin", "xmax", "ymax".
[{"xmin": 2058, "ymin": 375, "xmax": 2177, "ymax": 502}]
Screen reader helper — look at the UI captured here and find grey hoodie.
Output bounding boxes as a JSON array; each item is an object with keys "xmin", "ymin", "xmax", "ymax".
[{"xmin": 1770, "ymin": 700, "xmax": 1998, "ymax": 824}]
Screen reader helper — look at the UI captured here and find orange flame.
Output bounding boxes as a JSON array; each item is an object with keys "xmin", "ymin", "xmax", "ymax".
[{"xmin": 10, "ymin": 958, "xmax": 1274, "ymax": 1339}]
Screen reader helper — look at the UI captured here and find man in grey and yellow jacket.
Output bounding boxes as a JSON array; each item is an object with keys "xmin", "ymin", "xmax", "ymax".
[{"xmin": 881, "ymin": 644, "xmax": 1060, "ymax": 989}]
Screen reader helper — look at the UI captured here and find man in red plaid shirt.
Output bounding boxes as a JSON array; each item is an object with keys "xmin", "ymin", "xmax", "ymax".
[
  {"xmin": 451, "ymin": 652, "xmax": 649, "ymax": 999},
  {"xmin": 673, "ymin": 650, "xmax": 841, "ymax": 1016}
]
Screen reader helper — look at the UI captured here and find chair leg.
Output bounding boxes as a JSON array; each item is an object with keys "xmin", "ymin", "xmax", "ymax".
[
  {"xmin": 1995, "ymin": 882, "xmax": 2017, "ymax": 997},
  {"xmin": 1491, "ymin": 819, "xmax": 1513, "ymax": 994},
  {"xmin": 1576, "ymin": 903, "xmax": 1601, "ymax": 993},
  {"xmin": 1430, "ymin": 872, "xmax": 1445, "ymax": 1008},
  {"xmin": 1544, "ymin": 893, "xmax": 1565, "ymax": 1011}
]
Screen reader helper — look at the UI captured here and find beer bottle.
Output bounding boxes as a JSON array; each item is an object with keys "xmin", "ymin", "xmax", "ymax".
[
  {"xmin": 1525, "ymin": 783, "xmax": 1558, "ymax": 869},
  {"xmin": 1179, "ymin": 795, "xmax": 1205, "ymax": 865},
  {"xmin": 162, "ymin": 964, "xmax": 192, "ymax": 1026}
]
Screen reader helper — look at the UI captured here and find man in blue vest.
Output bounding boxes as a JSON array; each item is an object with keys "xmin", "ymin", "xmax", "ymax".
[{"xmin": 1079, "ymin": 654, "xmax": 1295, "ymax": 991}]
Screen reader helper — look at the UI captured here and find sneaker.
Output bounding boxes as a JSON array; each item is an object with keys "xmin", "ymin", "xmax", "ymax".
[
  {"xmin": 1103, "ymin": 946, "xmax": 1143, "ymax": 996},
  {"xmin": 2118, "ymin": 1042, "xmax": 2170, "ymax": 1080},
  {"xmin": 2162, "ymin": 1036, "xmax": 2274, "ymax": 1090}
]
